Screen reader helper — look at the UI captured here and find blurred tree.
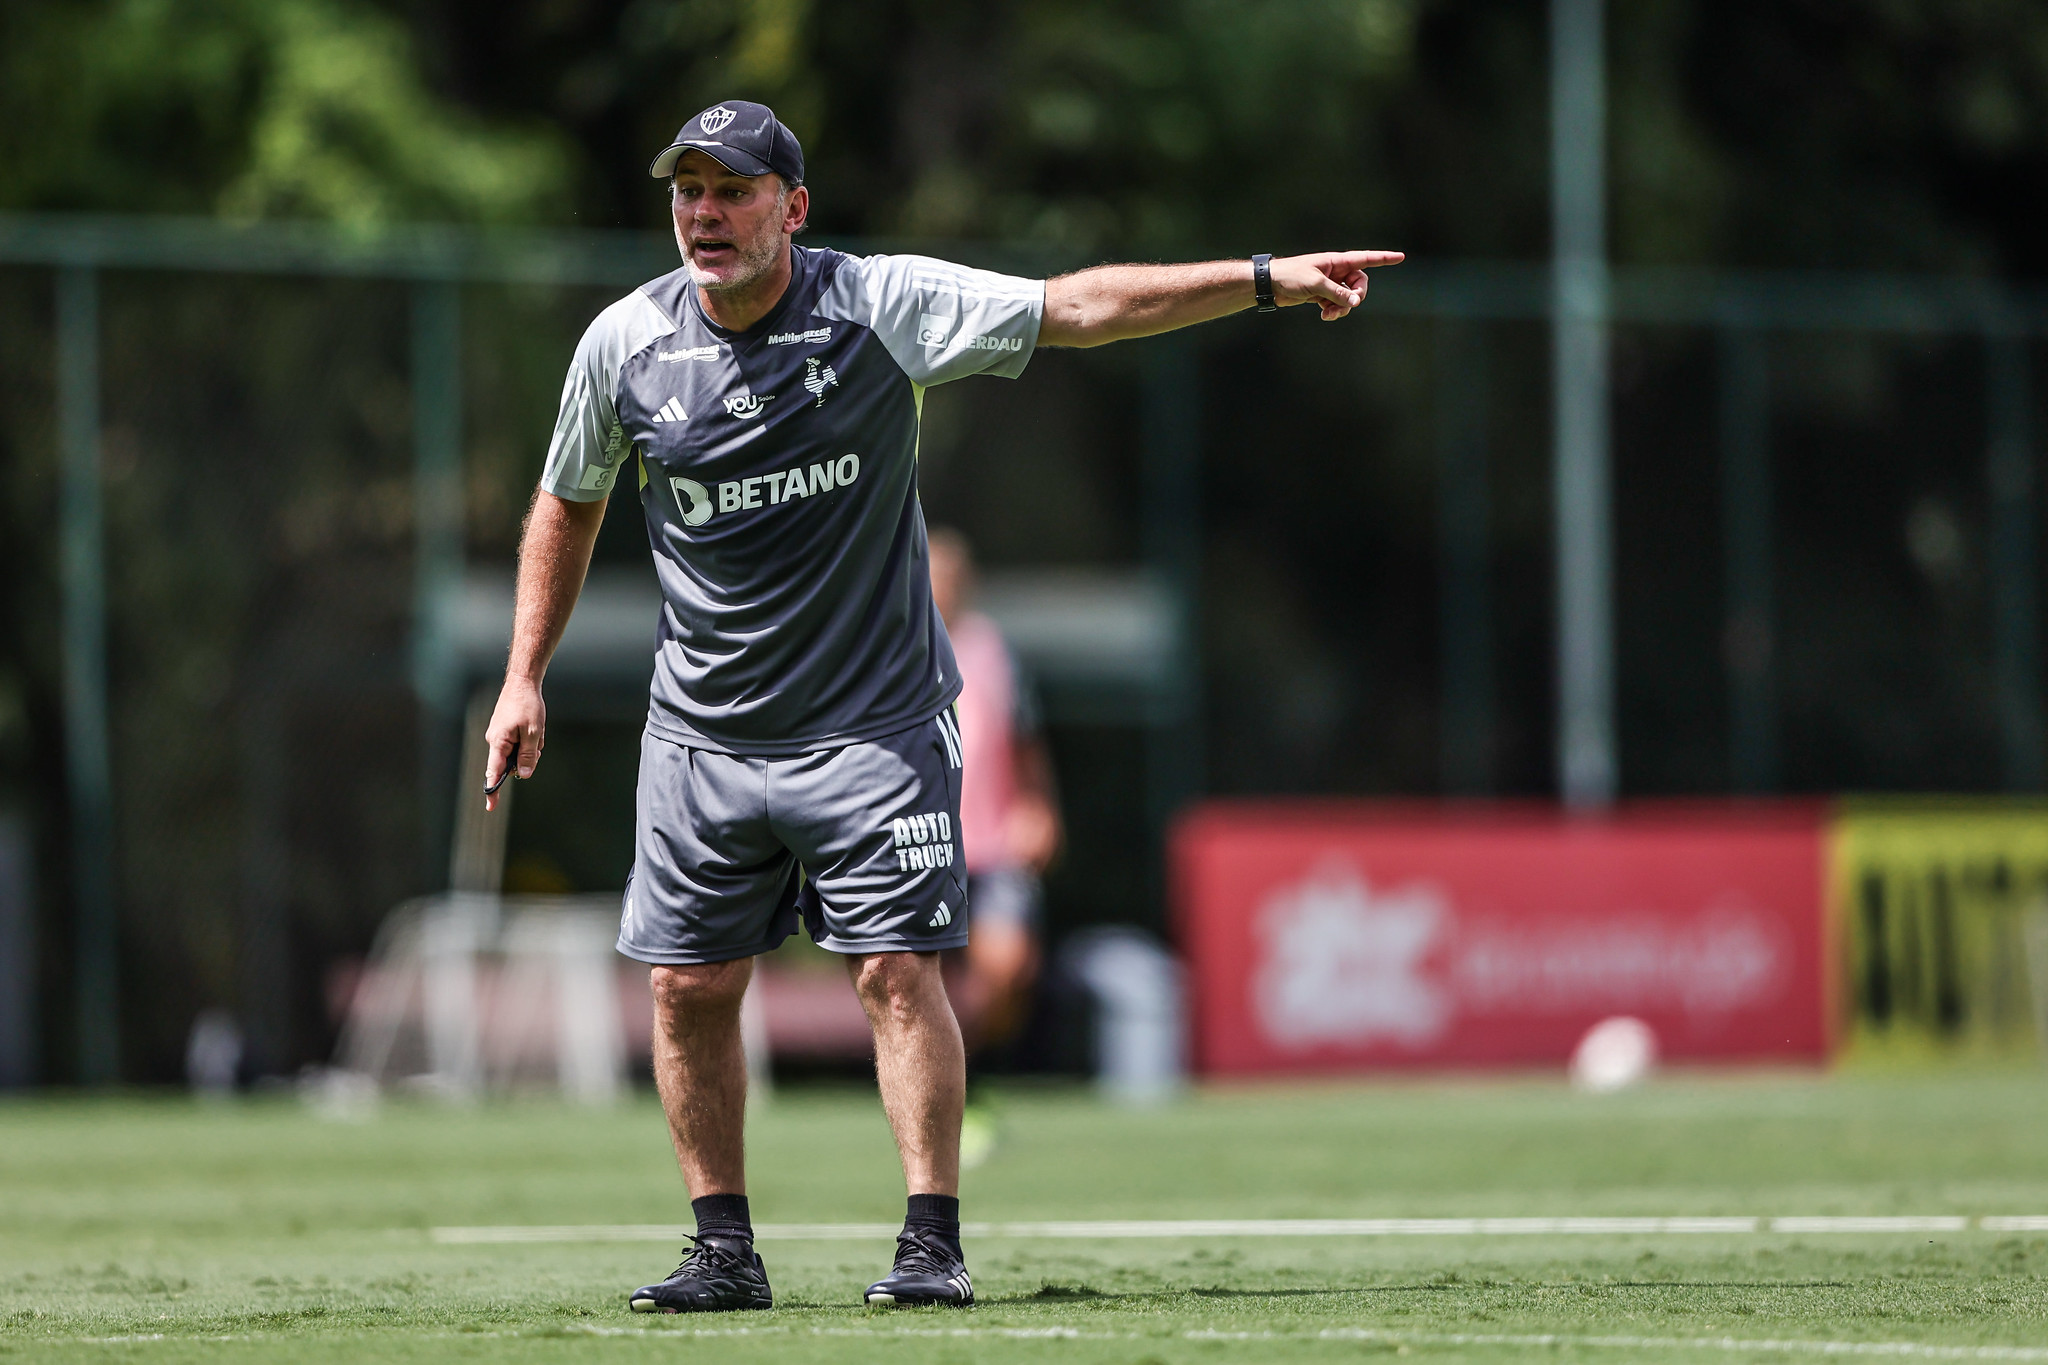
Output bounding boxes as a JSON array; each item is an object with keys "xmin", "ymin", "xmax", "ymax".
[
  {"xmin": 0, "ymin": 0, "xmax": 571, "ymax": 222},
  {"xmin": 391, "ymin": 0, "xmax": 2048, "ymax": 274}
]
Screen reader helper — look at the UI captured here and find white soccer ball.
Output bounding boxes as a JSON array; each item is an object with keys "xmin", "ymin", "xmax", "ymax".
[{"xmin": 1569, "ymin": 1015, "xmax": 1658, "ymax": 1093}]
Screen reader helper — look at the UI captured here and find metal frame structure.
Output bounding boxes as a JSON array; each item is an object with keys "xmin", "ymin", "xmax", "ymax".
[{"xmin": 6, "ymin": 210, "xmax": 2045, "ymax": 1079}]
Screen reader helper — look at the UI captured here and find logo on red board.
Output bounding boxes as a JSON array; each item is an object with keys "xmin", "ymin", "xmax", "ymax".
[{"xmin": 1250, "ymin": 859, "xmax": 1789, "ymax": 1053}]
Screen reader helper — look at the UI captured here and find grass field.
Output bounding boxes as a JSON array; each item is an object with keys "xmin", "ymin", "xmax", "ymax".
[{"xmin": 7, "ymin": 1071, "xmax": 2048, "ymax": 1362}]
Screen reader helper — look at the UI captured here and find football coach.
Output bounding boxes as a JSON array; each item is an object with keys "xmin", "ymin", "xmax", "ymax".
[{"xmin": 482, "ymin": 100, "xmax": 1401, "ymax": 1313}]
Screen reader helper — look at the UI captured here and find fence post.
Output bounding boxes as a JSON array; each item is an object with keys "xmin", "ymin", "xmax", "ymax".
[
  {"xmin": 411, "ymin": 279, "xmax": 465, "ymax": 880},
  {"xmin": 1141, "ymin": 340, "xmax": 1202, "ymax": 849},
  {"xmin": 1720, "ymin": 326, "xmax": 1776, "ymax": 791},
  {"xmin": 1987, "ymin": 328, "xmax": 2041, "ymax": 791},
  {"xmin": 1437, "ymin": 314, "xmax": 1494, "ymax": 794},
  {"xmin": 58, "ymin": 264, "xmax": 119, "ymax": 1083},
  {"xmin": 1551, "ymin": 0, "xmax": 1615, "ymax": 807}
]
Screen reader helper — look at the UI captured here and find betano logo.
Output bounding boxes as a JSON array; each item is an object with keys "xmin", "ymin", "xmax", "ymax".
[
  {"xmin": 713, "ymin": 453, "xmax": 860, "ymax": 515},
  {"xmin": 669, "ymin": 477, "xmax": 713, "ymax": 527}
]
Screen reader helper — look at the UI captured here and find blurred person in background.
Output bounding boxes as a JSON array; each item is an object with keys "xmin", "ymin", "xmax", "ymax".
[{"xmin": 927, "ymin": 529, "xmax": 1062, "ymax": 1102}]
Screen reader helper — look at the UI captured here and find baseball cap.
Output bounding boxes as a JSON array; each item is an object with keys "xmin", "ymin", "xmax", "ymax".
[{"xmin": 649, "ymin": 101, "xmax": 806, "ymax": 184}]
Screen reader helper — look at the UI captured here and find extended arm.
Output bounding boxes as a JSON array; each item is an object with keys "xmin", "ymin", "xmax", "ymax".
[
  {"xmin": 1038, "ymin": 250, "xmax": 1403, "ymax": 349},
  {"xmin": 483, "ymin": 490, "xmax": 607, "ymax": 808}
]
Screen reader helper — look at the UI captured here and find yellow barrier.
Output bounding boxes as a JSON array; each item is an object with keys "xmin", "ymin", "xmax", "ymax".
[{"xmin": 1831, "ymin": 798, "xmax": 2048, "ymax": 1053}]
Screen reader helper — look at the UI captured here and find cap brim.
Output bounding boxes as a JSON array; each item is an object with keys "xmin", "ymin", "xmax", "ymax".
[{"xmin": 648, "ymin": 141, "xmax": 775, "ymax": 179}]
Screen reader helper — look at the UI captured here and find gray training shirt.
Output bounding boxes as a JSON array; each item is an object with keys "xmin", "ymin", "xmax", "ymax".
[{"xmin": 541, "ymin": 245, "xmax": 1045, "ymax": 755}]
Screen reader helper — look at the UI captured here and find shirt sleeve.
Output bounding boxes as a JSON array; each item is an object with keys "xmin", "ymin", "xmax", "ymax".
[
  {"xmin": 539, "ymin": 290, "xmax": 672, "ymax": 502},
  {"xmin": 837, "ymin": 254, "xmax": 1044, "ymax": 386}
]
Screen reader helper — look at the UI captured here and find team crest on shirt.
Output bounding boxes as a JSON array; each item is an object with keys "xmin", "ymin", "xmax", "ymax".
[{"xmin": 803, "ymin": 356, "xmax": 840, "ymax": 407}]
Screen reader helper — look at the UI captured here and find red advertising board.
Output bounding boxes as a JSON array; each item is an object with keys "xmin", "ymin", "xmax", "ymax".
[{"xmin": 1172, "ymin": 802, "xmax": 1833, "ymax": 1074}]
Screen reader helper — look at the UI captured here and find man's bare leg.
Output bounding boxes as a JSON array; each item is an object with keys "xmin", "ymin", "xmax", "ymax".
[
  {"xmin": 848, "ymin": 950, "xmax": 963, "ymax": 1196},
  {"xmin": 650, "ymin": 959, "xmax": 753, "ymax": 1195},
  {"xmin": 631, "ymin": 958, "xmax": 770, "ymax": 1313},
  {"xmin": 849, "ymin": 949, "xmax": 972, "ymax": 1305}
]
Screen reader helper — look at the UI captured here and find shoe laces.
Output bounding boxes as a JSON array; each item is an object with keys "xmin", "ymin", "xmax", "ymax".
[
  {"xmin": 669, "ymin": 1232, "xmax": 752, "ymax": 1280},
  {"xmin": 891, "ymin": 1224, "xmax": 959, "ymax": 1275}
]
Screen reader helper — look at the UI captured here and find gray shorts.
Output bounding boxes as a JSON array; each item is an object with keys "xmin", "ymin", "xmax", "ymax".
[{"xmin": 618, "ymin": 710, "xmax": 969, "ymax": 964}]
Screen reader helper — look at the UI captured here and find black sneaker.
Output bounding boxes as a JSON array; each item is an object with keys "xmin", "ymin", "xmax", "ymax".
[
  {"xmin": 629, "ymin": 1234, "xmax": 773, "ymax": 1313},
  {"xmin": 864, "ymin": 1225, "xmax": 973, "ymax": 1307}
]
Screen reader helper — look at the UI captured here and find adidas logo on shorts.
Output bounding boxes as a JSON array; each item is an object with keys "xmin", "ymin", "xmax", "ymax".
[{"xmin": 929, "ymin": 902, "xmax": 953, "ymax": 928}]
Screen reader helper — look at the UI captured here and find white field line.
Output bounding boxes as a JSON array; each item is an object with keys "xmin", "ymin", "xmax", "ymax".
[
  {"xmin": 456, "ymin": 1326, "xmax": 2048, "ymax": 1358},
  {"xmin": 428, "ymin": 1214, "xmax": 2048, "ymax": 1244},
  {"xmin": 66, "ymin": 1325, "xmax": 2048, "ymax": 1357}
]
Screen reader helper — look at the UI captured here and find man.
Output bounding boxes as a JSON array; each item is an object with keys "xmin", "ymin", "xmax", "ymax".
[
  {"xmin": 927, "ymin": 528, "xmax": 1059, "ymax": 1066},
  {"xmin": 483, "ymin": 99, "xmax": 1399, "ymax": 1313}
]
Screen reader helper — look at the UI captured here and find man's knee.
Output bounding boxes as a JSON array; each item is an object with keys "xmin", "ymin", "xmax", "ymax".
[
  {"xmin": 650, "ymin": 959, "xmax": 751, "ymax": 1028},
  {"xmin": 849, "ymin": 951, "xmax": 943, "ymax": 1023}
]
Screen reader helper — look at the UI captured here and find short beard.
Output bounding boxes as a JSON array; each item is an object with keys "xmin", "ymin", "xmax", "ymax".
[
  {"xmin": 687, "ymin": 229, "xmax": 782, "ymax": 293},
  {"xmin": 684, "ymin": 184, "xmax": 788, "ymax": 294}
]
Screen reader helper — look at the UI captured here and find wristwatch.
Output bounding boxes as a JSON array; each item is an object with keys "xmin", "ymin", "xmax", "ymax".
[{"xmin": 1251, "ymin": 253, "xmax": 1278, "ymax": 312}]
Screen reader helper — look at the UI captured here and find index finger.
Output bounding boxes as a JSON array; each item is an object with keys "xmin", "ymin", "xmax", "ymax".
[
  {"xmin": 484, "ymin": 737, "xmax": 518, "ymax": 795},
  {"xmin": 1321, "ymin": 250, "xmax": 1405, "ymax": 271}
]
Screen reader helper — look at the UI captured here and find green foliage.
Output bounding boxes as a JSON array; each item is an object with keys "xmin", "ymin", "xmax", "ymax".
[
  {"xmin": 602, "ymin": 0, "xmax": 1421, "ymax": 255},
  {"xmin": 0, "ymin": 0, "xmax": 570, "ymax": 223}
]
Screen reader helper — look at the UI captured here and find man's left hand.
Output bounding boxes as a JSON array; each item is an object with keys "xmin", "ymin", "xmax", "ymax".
[{"xmin": 1270, "ymin": 251, "xmax": 1406, "ymax": 321}]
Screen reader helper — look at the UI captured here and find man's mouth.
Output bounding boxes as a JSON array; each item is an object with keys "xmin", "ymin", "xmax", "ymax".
[{"xmin": 692, "ymin": 238, "xmax": 737, "ymax": 264}]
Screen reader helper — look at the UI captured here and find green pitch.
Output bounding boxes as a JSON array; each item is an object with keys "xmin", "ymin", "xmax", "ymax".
[{"xmin": 7, "ymin": 1070, "xmax": 2048, "ymax": 1362}]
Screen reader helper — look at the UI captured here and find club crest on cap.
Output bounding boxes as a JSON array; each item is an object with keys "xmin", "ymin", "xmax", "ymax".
[{"xmin": 699, "ymin": 106, "xmax": 738, "ymax": 136}]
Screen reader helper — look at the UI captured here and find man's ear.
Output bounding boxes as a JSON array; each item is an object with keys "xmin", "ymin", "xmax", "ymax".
[{"xmin": 784, "ymin": 184, "xmax": 810, "ymax": 236}]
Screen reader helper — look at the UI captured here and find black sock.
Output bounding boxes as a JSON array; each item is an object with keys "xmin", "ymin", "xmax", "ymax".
[
  {"xmin": 692, "ymin": 1193, "xmax": 753, "ymax": 1244},
  {"xmin": 905, "ymin": 1193, "xmax": 961, "ymax": 1255}
]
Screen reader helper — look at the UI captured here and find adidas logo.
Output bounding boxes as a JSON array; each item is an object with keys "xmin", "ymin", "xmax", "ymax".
[
  {"xmin": 651, "ymin": 397, "xmax": 687, "ymax": 424},
  {"xmin": 929, "ymin": 902, "xmax": 953, "ymax": 928}
]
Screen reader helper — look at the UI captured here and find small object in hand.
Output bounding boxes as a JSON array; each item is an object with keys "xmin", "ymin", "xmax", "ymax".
[{"xmin": 485, "ymin": 753, "xmax": 525, "ymax": 797}]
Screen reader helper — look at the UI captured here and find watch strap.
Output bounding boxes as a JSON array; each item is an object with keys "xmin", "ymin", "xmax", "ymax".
[{"xmin": 1252, "ymin": 253, "xmax": 1277, "ymax": 312}]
